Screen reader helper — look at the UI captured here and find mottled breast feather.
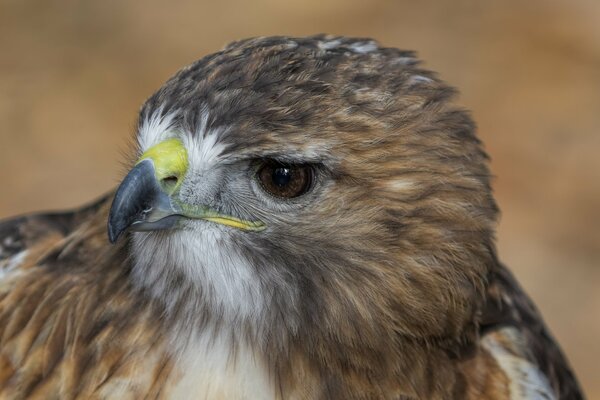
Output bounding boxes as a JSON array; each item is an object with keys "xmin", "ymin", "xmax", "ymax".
[{"xmin": 0, "ymin": 196, "xmax": 176, "ymax": 399}]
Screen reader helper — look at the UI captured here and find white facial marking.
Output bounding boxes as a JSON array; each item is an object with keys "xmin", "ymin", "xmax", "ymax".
[
  {"xmin": 138, "ymin": 107, "xmax": 179, "ymax": 152},
  {"xmin": 181, "ymin": 110, "xmax": 227, "ymax": 172},
  {"xmin": 482, "ymin": 327, "xmax": 555, "ymax": 400},
  {"xmin": 140, "ymin": 107, "xmax": 227, "ymax": 171}
]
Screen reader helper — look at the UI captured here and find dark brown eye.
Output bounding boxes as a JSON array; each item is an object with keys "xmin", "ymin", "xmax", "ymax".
[{"xmin": 257, "ymin": 161, "xmax": 313, "ymax": 199}]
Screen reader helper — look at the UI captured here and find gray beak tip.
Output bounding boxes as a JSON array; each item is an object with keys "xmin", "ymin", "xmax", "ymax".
[
  {"xmin": 107, "ymin": 160, "xmax": 157, "ymax": 245},
  {"xmin": 107, "ymin": 159, "xmax": 179, "ymax": 244},
  {"xmin": 107, "ymin": 221, "xmax": 122, "ymax": 244}
]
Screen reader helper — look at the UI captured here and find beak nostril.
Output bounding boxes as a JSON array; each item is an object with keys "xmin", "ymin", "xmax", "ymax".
[
  {"xmin": 161, "ymin": 176, "xmax": 179, "ymax": 193},
  {"xmin": 162, "ymin": 176, "xmax": 178, "ymax": 185}
]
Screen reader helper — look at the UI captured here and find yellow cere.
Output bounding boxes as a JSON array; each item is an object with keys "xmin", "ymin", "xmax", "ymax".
[{"xmin": 137, "ymin": 138, "xmax": 189, "ymax": 192}]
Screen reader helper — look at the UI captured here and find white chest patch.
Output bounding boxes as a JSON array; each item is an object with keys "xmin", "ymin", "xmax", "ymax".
[{"xmin": 169, "ymin": 331, "xmax": 276, "ymax": 400}]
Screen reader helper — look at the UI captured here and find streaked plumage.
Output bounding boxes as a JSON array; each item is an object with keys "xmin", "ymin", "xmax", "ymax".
[{"xmin": 0, "ymin": 35, "xmax": 583, "ymax": 399}]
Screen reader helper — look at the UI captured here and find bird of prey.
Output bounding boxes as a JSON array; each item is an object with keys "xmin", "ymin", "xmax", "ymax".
[{"xmin": 0, "ymin": 35, "xmax": 583, "ymax": 399}]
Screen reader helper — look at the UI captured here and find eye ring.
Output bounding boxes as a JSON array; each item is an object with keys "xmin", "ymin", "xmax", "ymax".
[{"xmin": 256, "ymin": 161, "xmax": 314, "ymax": 199}]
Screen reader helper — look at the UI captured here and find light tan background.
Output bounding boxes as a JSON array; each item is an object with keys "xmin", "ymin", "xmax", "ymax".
[{"xmin": 1, "ymin": 0, "xmax": 599, "ymax": 396}]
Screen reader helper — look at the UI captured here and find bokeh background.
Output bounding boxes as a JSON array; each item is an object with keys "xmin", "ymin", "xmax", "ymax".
[{"xmin": 1, "ymin": 0, "xmax": 598, "ymax": 396}]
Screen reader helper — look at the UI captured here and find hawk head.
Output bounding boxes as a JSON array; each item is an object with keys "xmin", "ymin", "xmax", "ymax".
[{"xmin": 108, "ymin": 35, "xmax": 498, "ymax": 361}]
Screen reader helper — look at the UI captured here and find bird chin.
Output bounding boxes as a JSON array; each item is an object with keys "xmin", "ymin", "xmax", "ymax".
[{"xmin": 129, "ymin": 217, "xmax": 265, "ymax": 322}]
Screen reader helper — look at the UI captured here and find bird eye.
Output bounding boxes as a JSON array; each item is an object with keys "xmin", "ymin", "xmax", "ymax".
[{"xmin": 257, "ymin": 161, "xmax": 313, "ymax": 199}]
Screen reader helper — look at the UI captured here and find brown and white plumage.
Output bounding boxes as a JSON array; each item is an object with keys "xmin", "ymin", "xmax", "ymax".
[{"xmin": 0, "ymin": 35, "xmax": 583, "ymax": 399}]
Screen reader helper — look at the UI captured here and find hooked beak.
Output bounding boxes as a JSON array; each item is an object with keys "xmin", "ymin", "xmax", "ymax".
[
  {"xmin": 108, "ymin": 138, "xmax": 265, "ymax": 244},
  {"xmin": 107, "ymin": 158, "xmax": 182, "ymax": 243}
]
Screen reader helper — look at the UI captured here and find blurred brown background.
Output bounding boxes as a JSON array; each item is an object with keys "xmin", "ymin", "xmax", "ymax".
[{"xmin": 1, "ymin": 0, "xmax": 599, "ymax": 396}]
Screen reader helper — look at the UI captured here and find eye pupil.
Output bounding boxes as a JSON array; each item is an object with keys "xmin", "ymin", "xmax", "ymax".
[
  {"xmin": 272, "ymin": 167, "xmax": 292, "ymax": 187},
  {"xmin": 257, "ymin": 162, "xmax": 313, "ymax": 199}
]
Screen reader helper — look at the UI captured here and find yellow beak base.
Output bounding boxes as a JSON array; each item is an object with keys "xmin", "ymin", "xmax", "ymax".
[{"xmin": 137, "ymin": 138, "xmax": 189, "ymax": 193}]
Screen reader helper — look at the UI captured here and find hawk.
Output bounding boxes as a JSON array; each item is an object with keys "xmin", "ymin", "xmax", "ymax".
[{"xmin": 0, "ymin": 35, "xmax": 583, "ymax": 399}]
